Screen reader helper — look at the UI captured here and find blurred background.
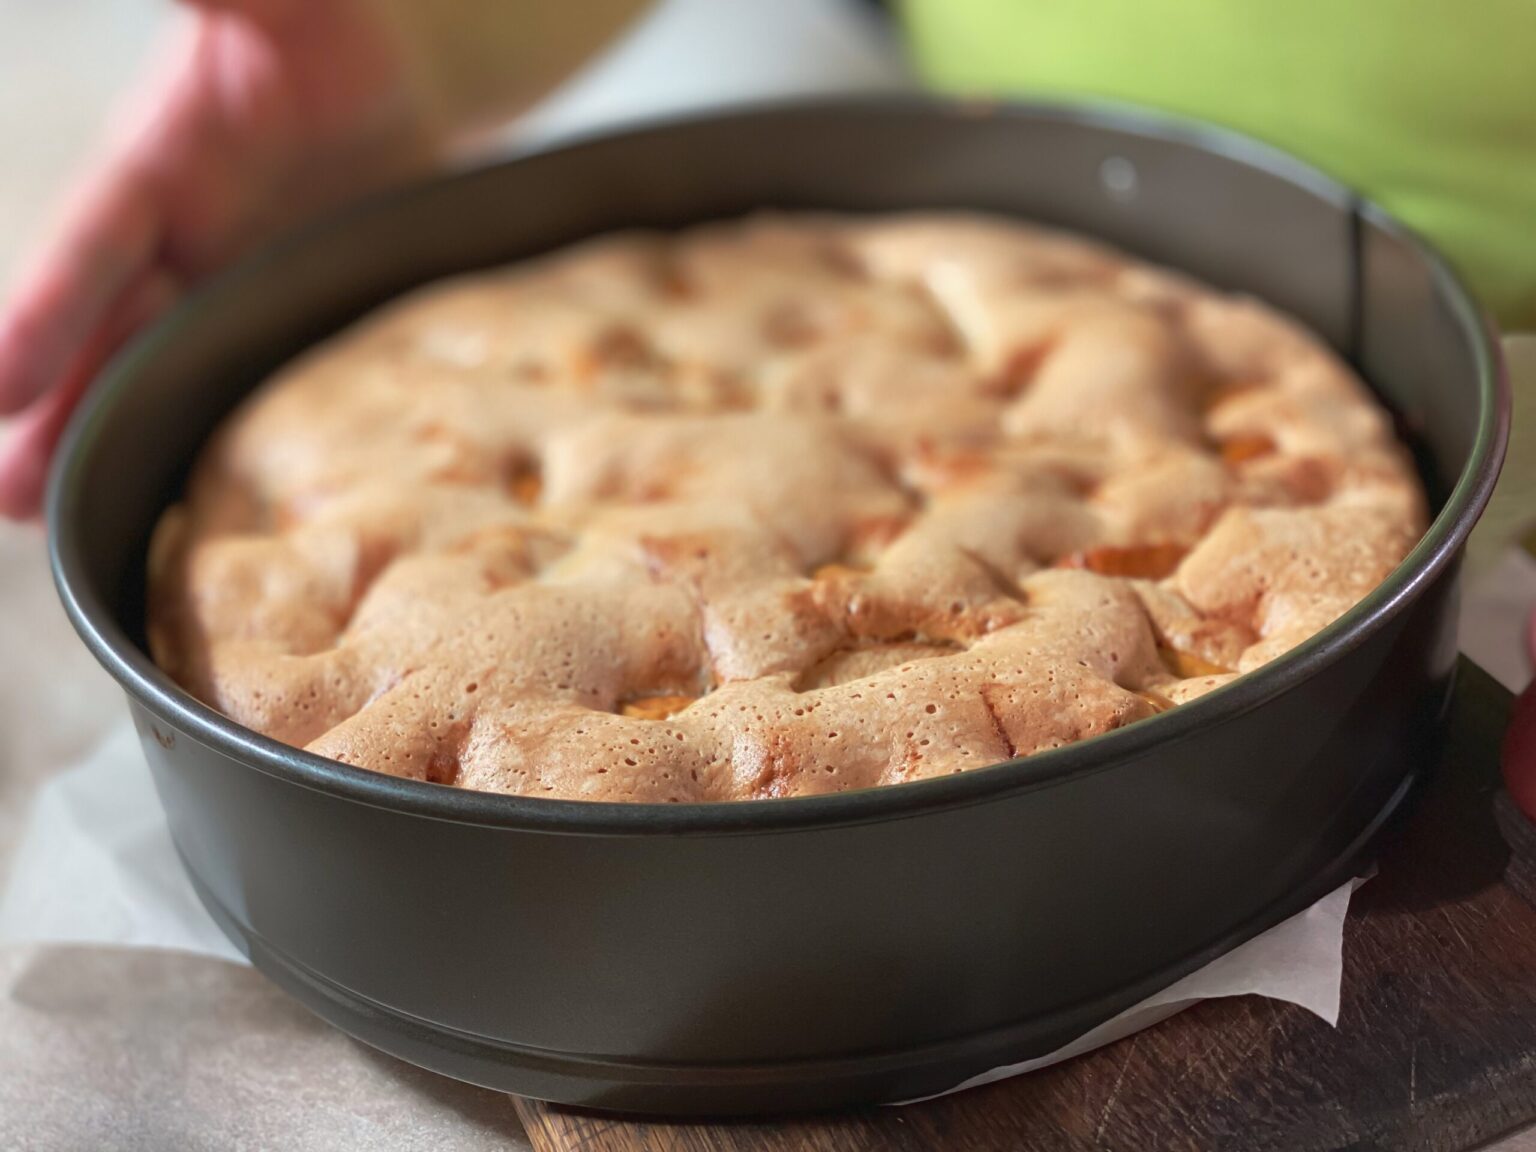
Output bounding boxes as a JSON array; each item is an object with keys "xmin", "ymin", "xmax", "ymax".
[{"xmin": 0, "ymin": 0, "xmax": 909, "ymax": 272}]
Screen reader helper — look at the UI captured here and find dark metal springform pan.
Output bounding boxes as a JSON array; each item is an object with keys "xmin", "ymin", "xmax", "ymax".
[{"xmin": 47, "ymin": 99, "xmax": 1508, "ymax": 1115}]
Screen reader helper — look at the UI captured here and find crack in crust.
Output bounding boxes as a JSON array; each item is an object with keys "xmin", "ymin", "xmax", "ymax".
[
  {"xmin": 978, "ymin": 685, "xmax": 1019, "ymax": 761},
  {"xmin": 147, "ymin": 213, "xmax": 1427, "ymax": 801}
]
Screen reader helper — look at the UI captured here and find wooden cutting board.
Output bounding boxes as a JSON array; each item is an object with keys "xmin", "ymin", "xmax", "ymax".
[{"xmin": 516, "ymin": 661, "xmax": 1536, "ymax": 1152}]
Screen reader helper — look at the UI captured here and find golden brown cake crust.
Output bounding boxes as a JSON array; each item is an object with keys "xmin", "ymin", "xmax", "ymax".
[{"xmin": 146, "ymin": 213, "xmax": 1426, "ymax": 801}]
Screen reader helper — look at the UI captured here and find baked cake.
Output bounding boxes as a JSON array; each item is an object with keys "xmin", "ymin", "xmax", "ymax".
[{"xmin": 146, "ymin": 214, "xmax": 1426, "ymax": 801}]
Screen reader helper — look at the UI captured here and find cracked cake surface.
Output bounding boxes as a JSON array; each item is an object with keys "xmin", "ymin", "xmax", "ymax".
[{"xmin": 146, "ymin": 213, "xmax": 1426, "ymax": 801}]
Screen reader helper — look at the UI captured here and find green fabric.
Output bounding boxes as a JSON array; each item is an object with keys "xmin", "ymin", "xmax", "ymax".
[{"xmin": 899, "ymin": 0, "xmax": 1536, "ymax": 329}]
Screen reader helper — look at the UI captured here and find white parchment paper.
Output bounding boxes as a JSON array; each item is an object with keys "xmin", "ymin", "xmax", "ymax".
[
  {"xmin": 902, "ymin": 877, "xmax": 1360, "ymax": 1101},
  {"xmin": 0, "ymin": 718, "xmax": 241, "ymax": 962}
]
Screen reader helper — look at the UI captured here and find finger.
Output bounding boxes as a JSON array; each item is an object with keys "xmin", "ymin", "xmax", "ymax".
[
  {"xmin": 0, "ymin": 160, "xmax": 163, "ymax": 416},
  {"xmin": 1528, "ymin": 605, "xmax": 1536, "ymax": 671},
  {"xmin": 0, "ymin": 268, "xmax": 179, "ymax": 520},
  {"xmin": 1504, "ymin": 676, "xmax": 1536, "ymax": 824},
  {"xmin": 0, "ymin": 7, "xmax": 195, "ymax": 417}
]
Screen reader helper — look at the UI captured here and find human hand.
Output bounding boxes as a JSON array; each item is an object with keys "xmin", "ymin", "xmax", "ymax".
[{"xmin": 0, "ymin": 0, "xmax": 439, "ymax": 518}]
